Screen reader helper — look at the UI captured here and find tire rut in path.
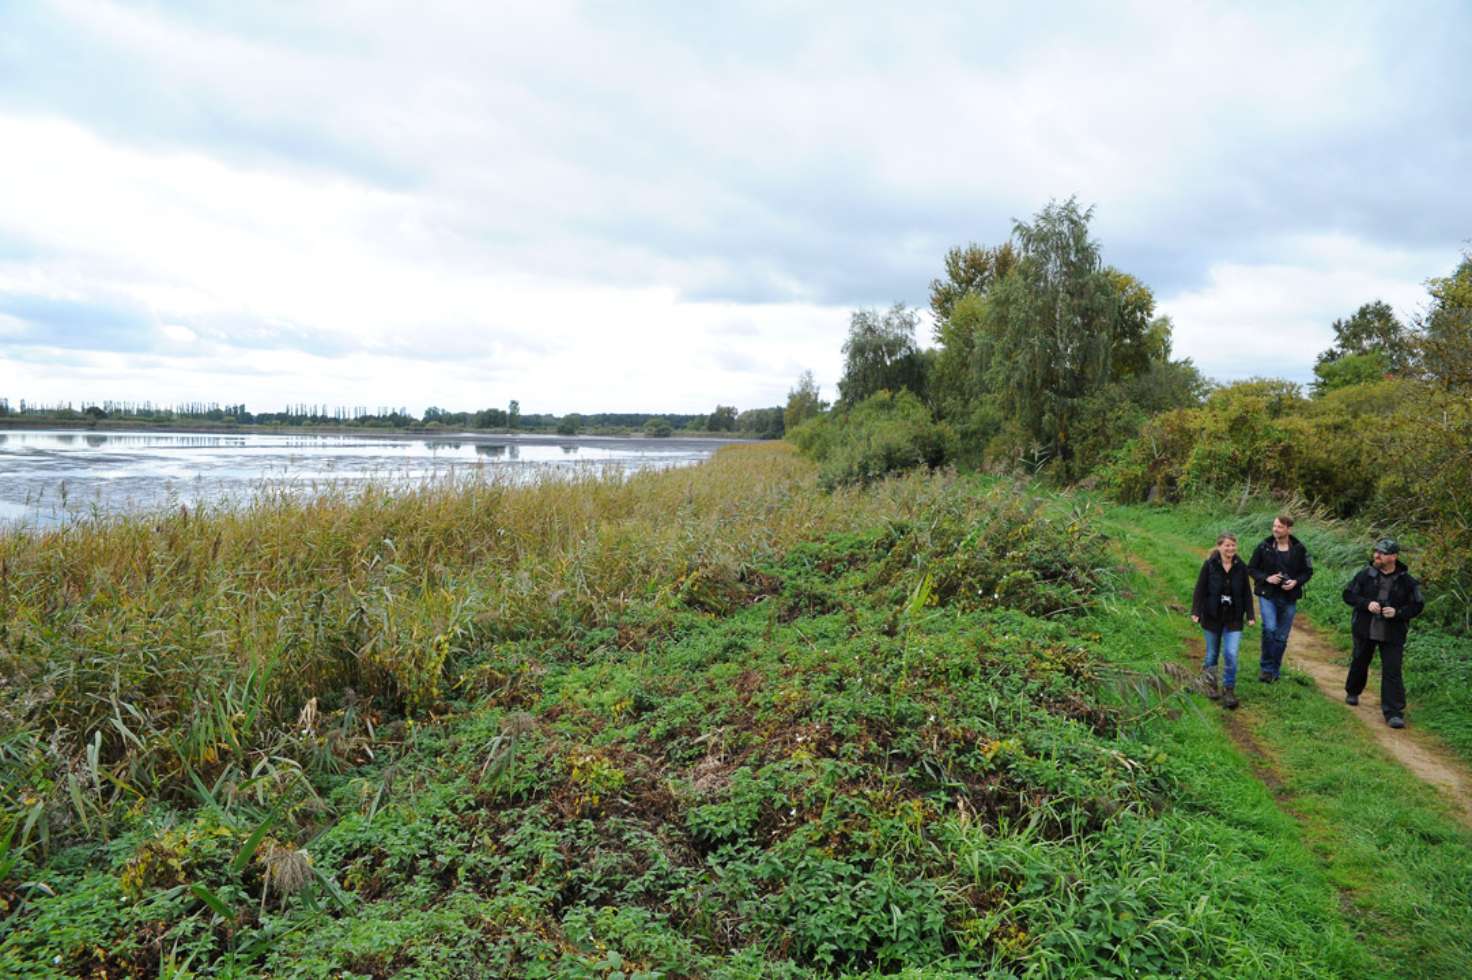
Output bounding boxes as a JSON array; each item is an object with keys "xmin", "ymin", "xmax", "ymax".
[{"xmin": 1283, "ymin": 619, "xmax": 1472, "ymax": 827}]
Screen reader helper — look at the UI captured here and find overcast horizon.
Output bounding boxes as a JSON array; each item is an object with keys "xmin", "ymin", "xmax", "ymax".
[{"xmin": 2, "ymin": 1, "xmax": 1469, "ymax": 416}]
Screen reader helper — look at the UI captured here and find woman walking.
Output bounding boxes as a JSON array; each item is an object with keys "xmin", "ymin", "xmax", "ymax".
[{"xmin": 1192, "ymin": 532, "xmax": 1256, "ymax": 709}]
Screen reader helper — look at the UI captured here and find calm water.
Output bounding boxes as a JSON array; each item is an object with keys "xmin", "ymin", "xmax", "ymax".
[{"xmin": 0, "ymin": 428, "xmax": 732, "ymax": 528}]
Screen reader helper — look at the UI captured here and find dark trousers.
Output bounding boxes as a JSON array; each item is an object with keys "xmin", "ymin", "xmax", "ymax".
[{"xmin": 1346, "ymin": 635, "xmax": 1406, "ymax": 718}]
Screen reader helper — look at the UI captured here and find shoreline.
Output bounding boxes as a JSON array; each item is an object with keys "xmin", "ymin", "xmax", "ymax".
[{"xmin": 0, "ymin": 419, "xmax": 757, "ymax": 449}]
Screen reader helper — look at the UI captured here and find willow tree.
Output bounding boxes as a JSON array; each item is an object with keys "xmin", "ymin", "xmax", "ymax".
[
  {"xmin": 981, "ymin": 197, "xmax": 1138, "ymax": 468},
  {"xmin": 835, "ymin": 304, "xmax": 927, "ymax": 408}
]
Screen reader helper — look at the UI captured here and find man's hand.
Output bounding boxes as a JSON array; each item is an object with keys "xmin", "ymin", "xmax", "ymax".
[
  {"xmin": 1268, "ymin": 573, "xmax": 1283, "ymax": 584},
  {"xmin": 1368, "ymin": 601, "xmax": 1382, "ymax": 614},
  {"xmin": 1383, "ymin": 607, "xmax": 1397, "ymax": 619},
  {"xmin": 1191, "ymin": 615, "xmax": 1200, "ymax": 624},
  {"xmin": 1282, "ymin": 579, "xmax": 1297, "ymax": 591}
]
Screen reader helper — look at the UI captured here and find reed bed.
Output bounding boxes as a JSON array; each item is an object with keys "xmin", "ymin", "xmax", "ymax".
[{"xmin": 0, "ymin": 444, "xmax": 955, "ymax": 840}]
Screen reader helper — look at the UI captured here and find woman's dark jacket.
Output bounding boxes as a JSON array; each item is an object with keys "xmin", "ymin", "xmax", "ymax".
[
  {"xmin": 1247, "ymin": 535, "xmax": 1314, "ymax": 601},
  {"xmin": 1192, "ymin": 552, "xmax": 1254, "ymax": 632},
  {"xmin": 1342, "ymin": 561, "xmax": 1424, "ymax": 645}
]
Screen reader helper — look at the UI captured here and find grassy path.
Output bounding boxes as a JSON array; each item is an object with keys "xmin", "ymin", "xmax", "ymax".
[
  {"xmin": 1280, "ymin": 620, "xmax": 1472, "ymax": 826},
  {"xmin": 1095, "ymin": 501, "xmax": 1472, "ymax": 978}
]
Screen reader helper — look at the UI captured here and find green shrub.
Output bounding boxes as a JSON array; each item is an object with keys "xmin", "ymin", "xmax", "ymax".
[
  {"xmin": 1102, "ymin": 376, "xmax": 1471, "ymax": 631},
  {"xmin": 789, "ymin": 389, "xmax": 957, "ymax": 490}
]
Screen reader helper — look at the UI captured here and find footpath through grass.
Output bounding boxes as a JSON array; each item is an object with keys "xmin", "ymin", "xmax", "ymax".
[
  {"xmin": 1095, "ymin": 500, "xmax": 1472, "ymax": 978},
  {"xmin": 2, "ymin": 448, "xmax": 1469, "ymax": 976}
]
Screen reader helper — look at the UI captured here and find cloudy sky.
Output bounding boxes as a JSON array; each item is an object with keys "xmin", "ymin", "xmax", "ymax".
[{"xmin": 1, "ymin": 1, "xmax": 1468, "ymax": 415}]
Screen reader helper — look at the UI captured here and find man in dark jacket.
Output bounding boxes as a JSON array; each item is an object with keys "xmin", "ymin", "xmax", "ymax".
[
  {"xmin": 1342, "ymin": 538, "xmax": 1424, "ymax": 729},
  {"xmin": 1247, "ymin": 515, "xmax": 1314, "ymax": 682}
]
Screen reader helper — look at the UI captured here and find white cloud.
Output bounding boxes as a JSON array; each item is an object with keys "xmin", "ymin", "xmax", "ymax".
[
  {"xmin": 1, "ymin": 0, "xmax": 1468, "ymax": 410},
  {"xmin": 1161, "ymin": 234, "xmax": 1454, "ymax": 381},
  {"xmin": 0, "ymin": 113, "xmax": 848, "ymax": 409},
  {"xmin": 157, "ymin": 324, "xmax": 198, "ymax": 344}
]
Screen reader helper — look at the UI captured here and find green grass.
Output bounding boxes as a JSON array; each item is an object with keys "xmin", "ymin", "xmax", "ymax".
[
  {"xmin": 1095, "ymin": 499, "xmax": 1472, "ymax": 977},
  {"xmin": 3, "ymin": 451, "xmax": 1470, "ymax": 976}
]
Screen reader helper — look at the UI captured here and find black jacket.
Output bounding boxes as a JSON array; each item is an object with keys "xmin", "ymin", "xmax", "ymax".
[
  {"xmin": 1247, "ymin": 535, "xmax": 1314, "ymax": 601},
  {"xmin": 1342, "ymin": 561, "xmax": 1424, "ymax": 645},
  {"xmin": 1192, "ymin": 553, "xmax": 1255, "ymax": 632}
]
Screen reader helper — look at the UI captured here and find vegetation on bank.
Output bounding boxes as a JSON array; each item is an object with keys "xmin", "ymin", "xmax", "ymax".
[
  {"xmin": 9, "ymin": 446, "xmax": 1469, "ymax": 976},
  {"xmin": 788, "ymin": 390, "xmax": 956, "ymax": 491}
]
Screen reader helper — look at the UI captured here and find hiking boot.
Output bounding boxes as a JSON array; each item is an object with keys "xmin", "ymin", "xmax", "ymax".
[
  {"xmin": 1222, "ymin": 686, "xmax": 1239, "ymax": 710},
  {"xmin": 1387, "ymin": 715, "xmax": 1405, "ymax": 729},
  {"xmin": 1201, "ymin": 668, "xmax": 1219, "ymax": 700},
  {"xmin": 1258, "ymin": 670, "xmax": 1270, "ymax": 682},
  {"xmin": 1345, "ymin": 694, "xmax": 1359, "ymax": 706}
]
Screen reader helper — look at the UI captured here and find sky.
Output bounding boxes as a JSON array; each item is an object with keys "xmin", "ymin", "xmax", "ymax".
[{"xmin": 1, "ymin": 1, "xmax": 1468, "ymax": 416}]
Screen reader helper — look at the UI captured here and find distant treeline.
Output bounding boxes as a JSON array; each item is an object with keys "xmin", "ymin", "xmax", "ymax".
[{"xmin": 0, "ymin": 398, "xmax": 785, "ymax": 439}]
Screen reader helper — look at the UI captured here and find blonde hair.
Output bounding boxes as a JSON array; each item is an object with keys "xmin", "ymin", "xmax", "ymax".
[{"xmin": 1210, "ymin": 531, "xmax": 1238, "ymax": 560}]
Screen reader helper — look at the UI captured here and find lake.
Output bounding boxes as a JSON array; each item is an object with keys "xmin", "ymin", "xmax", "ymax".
[{"xmin": 0, "ymin": 427, "xmax": 735, "ymax": 528}]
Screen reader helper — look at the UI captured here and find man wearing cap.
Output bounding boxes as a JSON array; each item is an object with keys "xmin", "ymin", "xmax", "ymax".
[{"xmin": 1342, "ymin": 539, "xmax": 1425, "ymax": 729}]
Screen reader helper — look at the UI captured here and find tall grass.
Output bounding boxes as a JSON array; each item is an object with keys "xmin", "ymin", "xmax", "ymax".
[{"xmin": 0, "ymin": 444, "xmax": 959, "ymax": 842}]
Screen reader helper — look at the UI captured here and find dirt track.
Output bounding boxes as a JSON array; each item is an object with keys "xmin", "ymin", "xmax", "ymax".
[{"xmin": 1283, "ymin": 620, "xmax": 1472, "ymax": 826}]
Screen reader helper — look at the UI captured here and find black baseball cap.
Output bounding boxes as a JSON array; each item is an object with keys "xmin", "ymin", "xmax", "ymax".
[{"xmin": 1373, "ymin": 538, "xmax": 1400, "ymax": 555}]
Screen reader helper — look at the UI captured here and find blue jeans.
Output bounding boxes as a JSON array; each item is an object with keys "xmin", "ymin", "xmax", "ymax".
[
  {"xmin": 1258, "ymin": 597, "xmax": 1297, "ymax": 677},
  {"xmin": 1203, "ymin": 629, "xmax": 1242, "ymax": 687}
]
